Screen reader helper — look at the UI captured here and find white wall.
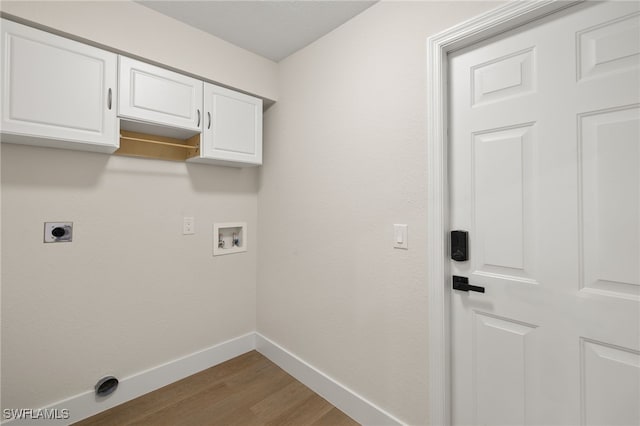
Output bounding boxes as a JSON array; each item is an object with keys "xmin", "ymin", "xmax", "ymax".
[
  {"xmin": 258, "ymin": 2, "xmax": 500, "ymax": 424},
  {"xmin": 0, "ymin": 0, "xmax": 268, "ymax": 412},
  {"xmin": 1, "ymin": 145, "xmax": 258, "ymax": 410},
  {"xmin": 0, "ymin": 0, "xmax": 507, "ymax": 421},
  {"xmin": 0, "ymin": 1, "xmax": 278, "ymax": 101}
]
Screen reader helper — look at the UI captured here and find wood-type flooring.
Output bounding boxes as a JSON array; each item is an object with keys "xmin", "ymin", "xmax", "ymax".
[{"xmin": 74, "ymin": 350, "xmax": 359, "ymax": 426}]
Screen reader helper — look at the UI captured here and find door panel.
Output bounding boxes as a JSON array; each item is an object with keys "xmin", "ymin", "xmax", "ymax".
[
  {"xmin": 473, "ymin": 124, "xmax": 536, "ymax": 280},
  {"xmin": 471, "ymin": 47, "xmax": 535, "ymax": 106},
  {"xmin": 581, "ymin": 338, "xmax": 640, "ymax": 426},
  {"xmin": 449, "ymin": 2, "xmax": 640, "ymax": 425},
  {"xmin": 580, "ymin": 106, "xmax": 639, "ymax": 298},
  {"xmin": 474, "ymin": 312, "xmax": 537, "ymax": 426},
  {"xmin": 577, "ymin": 13, "xmax": 640, "ymax": 81}
]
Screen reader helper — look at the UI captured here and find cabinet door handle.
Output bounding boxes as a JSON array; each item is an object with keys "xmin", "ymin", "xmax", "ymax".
[
  {"xmin": 207, "ymin": 112, "xmax": 211, "ymax": 129},
  {"xmin": 107, "ymin": 88, "xmax": 112, "ymax": 110},
  {"xmin": 197, "ymin": 109, "xmax": 201, "ymax": 127}
]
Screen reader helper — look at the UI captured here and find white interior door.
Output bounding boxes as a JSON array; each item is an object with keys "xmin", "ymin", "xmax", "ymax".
[{"xmin": 449, "ymin": 2, "xmax": 640, "ymax": 425}]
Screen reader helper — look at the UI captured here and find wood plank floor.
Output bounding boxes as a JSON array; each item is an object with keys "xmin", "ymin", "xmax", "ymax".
[{"xmin": 74, "ymin": 351, "xmax": 359, "ymax": 426}]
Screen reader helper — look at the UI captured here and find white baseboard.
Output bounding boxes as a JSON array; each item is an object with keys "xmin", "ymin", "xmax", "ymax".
[
  {"xmin": 255, "ymin": 333, "xmax": 403, "ymax": 426},
  {"xmin": 1, "ymin": 333, "xmax": 255, "ymax": 425},
  {"xmin": 3, "ymin": 332, "xmax": 402, "ymax": 426}
]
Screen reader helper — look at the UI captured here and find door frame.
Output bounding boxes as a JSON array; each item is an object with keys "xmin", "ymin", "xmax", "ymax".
[{"xmin": 425, "ymin": 1, "xmax": 582, "ymax": 424}]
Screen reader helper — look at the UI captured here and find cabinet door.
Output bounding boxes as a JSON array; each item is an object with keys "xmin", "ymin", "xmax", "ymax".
[
  {"xmin": 0, "ymin": 19, "xmax": 118, "ymax": 152},
  {"xmin": 198, "ymin": 83, "xmax": 262, "ymax": 166},
  {"xmin": 119, "ymin": 56, "xmax": 203, "ymax": 132}
]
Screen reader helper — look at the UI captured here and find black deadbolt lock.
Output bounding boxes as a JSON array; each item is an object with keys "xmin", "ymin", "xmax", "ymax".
[{"xmin": 451, "ymin": 230, "xmax": 468, "ymax": 261}]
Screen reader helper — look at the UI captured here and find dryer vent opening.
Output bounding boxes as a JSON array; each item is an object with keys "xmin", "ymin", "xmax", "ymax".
[{"xmin": 95, "ymin": 376, "xmax": 118, "ymax": 397}]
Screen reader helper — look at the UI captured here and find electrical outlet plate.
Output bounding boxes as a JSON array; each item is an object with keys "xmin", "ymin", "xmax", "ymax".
[
  {"xmin": 213, "ymin": 222, "xmax": 247, "ymax": 256},
  {"xmin": 44, "ymin": 222, "xmax": 73, "ymax": 243},
  {"xmin": 183, "ymin": 217, "xmax": 195, "ymax": 235}
]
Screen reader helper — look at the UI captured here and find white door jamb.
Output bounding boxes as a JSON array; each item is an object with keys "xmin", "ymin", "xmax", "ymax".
[{"xmin": 425, "ymin": 1, "xmax": 582, "ymax": 424}]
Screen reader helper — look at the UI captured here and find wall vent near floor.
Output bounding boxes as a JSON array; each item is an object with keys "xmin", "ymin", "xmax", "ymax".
[{"xmin": 95, "ymin": 376, "xmax": 119, "ymax": 397}]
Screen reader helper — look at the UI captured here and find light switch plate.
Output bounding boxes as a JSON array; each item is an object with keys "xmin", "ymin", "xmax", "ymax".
[{"xmin": 394, "ymin": 224, "xmax": 408, "ymax": 249}]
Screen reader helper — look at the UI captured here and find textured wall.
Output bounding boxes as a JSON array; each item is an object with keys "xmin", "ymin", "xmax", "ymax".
[
  {"xmin": 0, "ymin": 0, "xmax": 278, "ymax": 101},
  {"xmin": 258, "ymin": 2, "xmax": 501, "ymax": 424},
  {"xmin": 0, "ymin": 0, "xmax": 507, "ymax": 421},
  {"xmin": 0, "ymin": 0, "xmax": 276, "ymax": 411},
  {"xmin": 1, "ymin": 144, "xmax": 258, "ymax": 410}
]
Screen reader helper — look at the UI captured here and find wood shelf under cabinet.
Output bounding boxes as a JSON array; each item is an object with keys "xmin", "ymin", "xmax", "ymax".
[{"xmin": 116, "ymin": 130, "xmax": 200, "ymax": 162}]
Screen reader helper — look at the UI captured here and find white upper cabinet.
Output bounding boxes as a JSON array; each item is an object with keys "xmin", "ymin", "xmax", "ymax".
[
  {"xmin": 0, "ymin": 19, "xmax": 118, "ymax": 153},
  {"xmin": 118, "ymin": 56, "xmax": 203, "ymax": 132},
  {"xmin": 0, "ymin": 19, "xmax": 263, "ymax": 166},
  {"xmin": 190, "ymin": 83, "xmax": 262, "ymax": 166}
]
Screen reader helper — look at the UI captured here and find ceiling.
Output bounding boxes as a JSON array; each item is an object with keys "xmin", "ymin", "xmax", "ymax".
[{"xmin": 137, "ymin": 1, "xmax": 377, "ymax": 62}]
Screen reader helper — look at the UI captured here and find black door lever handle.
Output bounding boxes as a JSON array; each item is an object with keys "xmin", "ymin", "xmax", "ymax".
[{"xmin": 452, "ymin": 275, "xmax": 485, "ymax": 293}]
